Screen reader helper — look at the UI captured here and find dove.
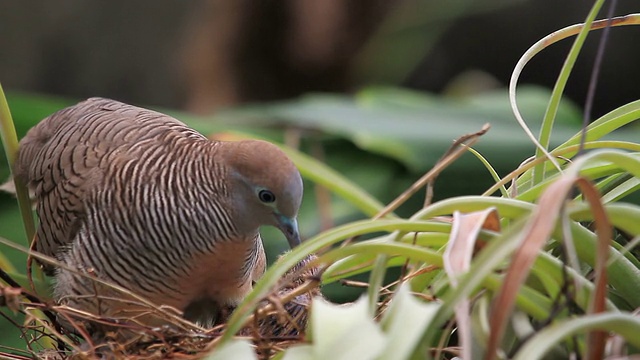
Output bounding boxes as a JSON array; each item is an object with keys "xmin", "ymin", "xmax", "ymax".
[{"xmin": 11, "ymin": 97, "xmax": 303, "ymax": 329}]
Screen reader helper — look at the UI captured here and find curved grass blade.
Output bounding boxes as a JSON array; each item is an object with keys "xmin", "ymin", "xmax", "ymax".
[
  {"xmin": 513, "ymin": 313, "xmax": 640, "ymax": 360},
  {"xmin": 0, "ymin": 84, "xmax": 35, "ymax": 244}
]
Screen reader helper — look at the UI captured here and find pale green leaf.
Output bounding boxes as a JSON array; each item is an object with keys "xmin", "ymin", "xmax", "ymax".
[
  {"xmin": 310, "ymin": 296, "xmax": 386, "ymax": 360},
  {"xmin": 379, "ymin": 285, "xmax": 439, "ymax": 360},
  {"xmin": 280, "ymin": 345, "xmax": 314, "ymax": 360},
  {"xmin": 205, "ymin": 339, "xmax": 257, "ymax": 360}
]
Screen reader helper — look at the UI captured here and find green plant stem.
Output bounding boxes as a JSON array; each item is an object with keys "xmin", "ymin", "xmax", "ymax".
[
  {"xmin": 281, "ymin": 145, "xmax": 388, "ymax": 218},
  {"xmin": 532, "ymin": 0, "xmax": 605, "ymax": 184},
  {"xmin": 467, "ymin": 146, "xmax": 509, "ymax": 198},
  {"xmin": 0, "ymin": 83, "xmax": 35, "ymax": 244}
]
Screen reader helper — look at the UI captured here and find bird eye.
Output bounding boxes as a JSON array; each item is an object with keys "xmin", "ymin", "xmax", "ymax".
[{"xmin": 258, "ymin": 189, "xmax": 276, "ymax": 203}]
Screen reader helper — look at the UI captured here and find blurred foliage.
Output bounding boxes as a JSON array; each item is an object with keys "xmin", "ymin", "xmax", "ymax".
[
  {"xmin": 213, "ymin": 85, "xmax": 585, "ymax": 173},
  {"xmin": 354, "ymin": 0, "xmax": 528, "ymax": 84}
]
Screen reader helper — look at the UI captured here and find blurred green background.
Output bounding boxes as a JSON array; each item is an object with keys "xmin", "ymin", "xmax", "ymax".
[
  {"xmin": 1, "ymin": 0, "xmax": 640, "ymax": 351},
  {"xmin": 1, "ymin": 1, "xmax": 639, "ymax": 115}
]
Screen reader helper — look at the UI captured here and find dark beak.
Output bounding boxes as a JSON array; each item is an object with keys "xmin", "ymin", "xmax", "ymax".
[{"xmin": 277, "ymin": 216, "xmax": 301, "ymax": 248}]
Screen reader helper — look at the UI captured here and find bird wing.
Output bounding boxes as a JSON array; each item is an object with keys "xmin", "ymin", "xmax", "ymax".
[{"xmin": 13, "ymin": 97, "xmax": 205, "ymax": 270}]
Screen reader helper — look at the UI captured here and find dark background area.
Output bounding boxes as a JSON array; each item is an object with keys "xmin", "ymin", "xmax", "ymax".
[{"xmin": 0, "ymin": 1, "xmax": 638, "ymax": 118}]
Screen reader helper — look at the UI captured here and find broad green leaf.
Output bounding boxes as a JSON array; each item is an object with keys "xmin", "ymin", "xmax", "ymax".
[
  {"xmin": 309, "ymin": 296, "xmax": 386, "ymax": 360},
  {"xmin": 212, "ymin": 86, "xmax": 587, "ymax": 172},
  {"xmin": 379, "ymin": 286, "xmax": 439, "ymax": 360}
]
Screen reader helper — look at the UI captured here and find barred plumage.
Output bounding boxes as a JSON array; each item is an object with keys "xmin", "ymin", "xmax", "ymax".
[{"xmin": 12, "ymin": 97, "xmax": 303, "ymax": 328}]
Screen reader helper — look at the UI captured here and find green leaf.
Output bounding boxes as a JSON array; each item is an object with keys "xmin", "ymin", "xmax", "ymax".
[
  {"xmin": 204, "ymin": 340, "xmax": 257, "ymax": 360},
  {"xmin": 280, "ymin": 346, "xmax": 314, "ymax": 360},
  {"xmin": 212, "ymin": 86, "xmax": 586, "ymax": 172},
  {"xmin": 380, "ymin": 285, "xmax": 439, "ymax": 360},
  {"xmin": 307, "ymin": 296, "xmax": 386, "ymax": 360},
  {"xmin": 513, "ymin": 313, "xmax": 640, "ymax": 360}
]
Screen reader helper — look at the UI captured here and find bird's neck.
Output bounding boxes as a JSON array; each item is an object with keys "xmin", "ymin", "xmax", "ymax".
[{"xmin": 200, "ymin": 141, "xmax": 265, "ymax": 242}]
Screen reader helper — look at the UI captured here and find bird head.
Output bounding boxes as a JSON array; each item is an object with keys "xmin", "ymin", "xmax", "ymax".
[{"xmin": 224, "ymin": 140, "xmax": 303, "ymax": 248}]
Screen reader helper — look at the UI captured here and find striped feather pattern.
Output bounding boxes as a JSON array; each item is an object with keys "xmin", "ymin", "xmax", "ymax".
[{"xmin": 12, "ymin": 97, "xmax": 301, "ymax": 327}]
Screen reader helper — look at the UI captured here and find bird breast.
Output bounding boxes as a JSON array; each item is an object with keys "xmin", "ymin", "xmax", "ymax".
[{"xmin": 179, "ymin": 238, "xmax": 265, "ymax": 308}]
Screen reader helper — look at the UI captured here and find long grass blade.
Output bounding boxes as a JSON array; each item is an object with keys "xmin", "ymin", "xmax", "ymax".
[{"xmin": 0, "ymin": 84, "xmax": 35, "ymax": 244}]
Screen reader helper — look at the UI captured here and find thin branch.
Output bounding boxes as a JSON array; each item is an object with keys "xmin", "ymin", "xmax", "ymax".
[{"xmin": 579, "ymin": 0, "xmax": 617, "ymax": 156}]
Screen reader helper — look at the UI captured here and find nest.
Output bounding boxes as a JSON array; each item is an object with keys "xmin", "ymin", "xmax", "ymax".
[{"xmin": 0, "ymin": 255, "xmax": 323, "ymax": 360}]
